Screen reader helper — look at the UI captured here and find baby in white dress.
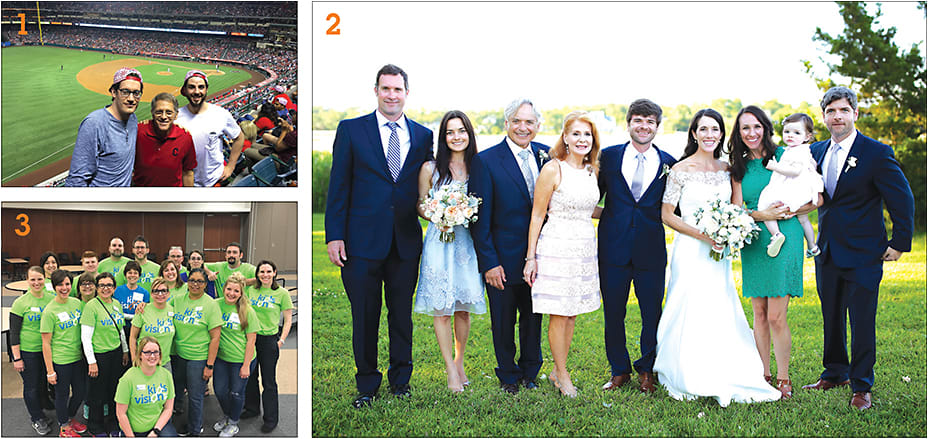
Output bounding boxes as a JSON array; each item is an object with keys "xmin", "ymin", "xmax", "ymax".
[{"xmin": 757, "ymin": 113, "xmax": 823, "ymax": 258}]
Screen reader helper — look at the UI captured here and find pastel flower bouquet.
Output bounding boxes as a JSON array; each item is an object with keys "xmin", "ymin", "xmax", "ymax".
[
  {"xmin": 420, "ymin": 182, "xmax": 482, "ymax": 243},
  {"xmin": 693, "ymin": 199, "xmax": 760, "ymax": 261}
]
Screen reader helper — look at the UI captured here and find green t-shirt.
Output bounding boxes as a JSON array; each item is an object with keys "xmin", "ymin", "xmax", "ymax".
[
  {"xmin": 216, "ymin": 299, "xmax": 258, "ymax": 364},
  {"xmin": 245, "ymin": 286, "xmax": 294, "ymax": 336},
  {"xmin": 114, "ymin": 366, "xmax": 175, "ymax": 433},
  {"xmin": 206, "ymin": 262, "xmax": 256, "ymax": 293},
  {"xmin": 168, "ymin": 283, "xmax": 188, "ymax": 300},
  {"xmin": 10, "ymin": 291, "xmax": 54, "ymax": 352},
  {"xmin": 98, "ymin": 256, "xmax": 132, "ymax": 287},
  {"xmin": 80, "ymin": 297, "xmax": 126, "ymax": 352},
  {"xmin": 170, "ymin": 292, "xmax": 223, "ymax": 361},
  {"xmin": 132, "ymin": 304, "xmax": 175, "ymax": 366},
  {"xmin": 39, "ymin": 298, "xmax": 84, "ymax": 364},
  {"xmin": 136, "ymin": 260, "xmax": 161, "ymax": 296}
]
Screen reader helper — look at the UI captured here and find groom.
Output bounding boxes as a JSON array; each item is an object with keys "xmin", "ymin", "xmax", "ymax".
[
  {"xmin": 597, "ymin": 99, "xmax": 676, "ymax": 393},
  {"xmin": 804, "ymin": 86, "xmax": 914, "ymax": 410},
  {"xmin": 470, "ymin": 98, "xmax": 549, "ymax": 395}
]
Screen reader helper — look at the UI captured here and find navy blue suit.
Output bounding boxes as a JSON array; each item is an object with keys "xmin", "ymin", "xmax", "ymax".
[
  {"xmin": 325, "ymin": 111, "xmax": 434, "ymax": 394},
  {"xmin": 811, "ymin": 131, "xmax": 914, "ymax": 392},
  {"xmin": 469, "ymin": 138, "xmax": 549, "ymax": 385},
  {"xmin": 597, "ymin": 143, "xmax": 676, "ymax": 376}
]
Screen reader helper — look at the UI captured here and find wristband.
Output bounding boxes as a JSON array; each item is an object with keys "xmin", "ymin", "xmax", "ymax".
[
  {"xmin": 205, "ymin": 364, "xmax": 214, "ymax": 370},
  {"xmin": 47, "ymin": 372, "xmax": 57, "ymax": 377},
  {"xmin": 525, "ymin": 257, "xmax": 535, "ymax": 261},
  {"xmin": 13, "ymin": 358, "xmax": 21, "ymax": 362},
  {"xmin": 152, "ymin": 427, "xmax": 162, "ymax": 436}
]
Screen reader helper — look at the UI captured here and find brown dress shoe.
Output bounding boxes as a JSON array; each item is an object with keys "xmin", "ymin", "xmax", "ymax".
[
  {"xmin": 602, "ymin": 374, "xmax": 631, "ymax": 390},
  {"xmin": 638, "ymin": 372, "xmax": 657, "ymax": 393},
  {"xmin": 850, "ymin": 392, "xmax": 872, "ymax": 410},
  {"xmin": 801, "ymin": 378, "xmax": 850, "ymax": 391}
]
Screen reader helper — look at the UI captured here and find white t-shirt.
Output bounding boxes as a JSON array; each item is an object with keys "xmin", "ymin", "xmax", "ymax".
[{"xmin": 176, "ymin": 103, "xmax": 242, "ymax": 187}]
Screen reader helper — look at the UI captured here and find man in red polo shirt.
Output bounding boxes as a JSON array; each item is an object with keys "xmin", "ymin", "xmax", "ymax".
[{"xmin": 134, "ymin": 92, "xmax": 197, "ymax": 186}]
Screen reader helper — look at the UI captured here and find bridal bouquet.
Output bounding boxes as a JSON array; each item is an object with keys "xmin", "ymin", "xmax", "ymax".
[
  {"xmin": 693, "ymin": 199, "xmax": 760, "ymax": 261},
  {"xmin": 420, "ymin": 181, "xmax": 482, "ymax": 243}
]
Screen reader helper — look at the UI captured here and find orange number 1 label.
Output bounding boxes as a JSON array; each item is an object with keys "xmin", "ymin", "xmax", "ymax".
[
  {"xmin": 326, "ymin": 13, "xmax": 341, "ymax": 35},
  {"xmin": 14, "ymin": 213, "xmax": 30, "ymax": 236},
  {"xmin": 17, "ymin": 13, "xmax": 28, "ymax": 35}
]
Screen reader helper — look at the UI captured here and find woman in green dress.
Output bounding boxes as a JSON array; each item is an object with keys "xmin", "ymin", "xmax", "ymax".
[{"xmin": 729, "ymin": 105, "xmax": 821, "ymax": 399}]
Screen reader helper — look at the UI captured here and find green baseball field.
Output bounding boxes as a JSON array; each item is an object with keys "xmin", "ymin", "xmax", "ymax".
[{"xmin": 1, "ymin": 45, "xmax": 262, "ymax": 185}]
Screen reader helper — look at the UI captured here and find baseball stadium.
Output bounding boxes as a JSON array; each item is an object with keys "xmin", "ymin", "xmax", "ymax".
[{"xmin": 1, "ymin": 1, "xmax": 297, "ymax": 187}]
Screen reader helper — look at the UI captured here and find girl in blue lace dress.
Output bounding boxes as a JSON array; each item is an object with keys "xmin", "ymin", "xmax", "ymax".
[{"xmin": 414, "ymin": 110, "xmax": 486, "ymax": 392}]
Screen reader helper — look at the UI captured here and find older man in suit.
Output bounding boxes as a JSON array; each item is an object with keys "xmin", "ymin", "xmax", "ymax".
[
  {"xmin": 470, "ymin": 98, "xmax": 549, "ymax": 395},
  {"xmin": 325, "ymin": 64, "xmax": 434, "ymax": 408},
  {"xmin": 597, "ymin": 99, "xmax": 676, "ymax": 394},
  {"xmin": 803, "ymin": 86, "xmax": 914, "ymax": 410}
]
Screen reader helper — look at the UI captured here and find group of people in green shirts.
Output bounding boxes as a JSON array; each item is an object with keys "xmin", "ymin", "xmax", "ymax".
[{"xmin": 9, "ymin": 237, "xmax": 294, "ymax": 437}]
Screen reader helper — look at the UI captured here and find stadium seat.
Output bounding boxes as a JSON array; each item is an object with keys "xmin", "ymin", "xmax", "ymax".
[
  {"xmin": 251, "ymin": 157, "xmax": 280, "ymax": 186},
  {"xmin": 231, "ymin": 174, "xmax": 258, "ymax": 187}
]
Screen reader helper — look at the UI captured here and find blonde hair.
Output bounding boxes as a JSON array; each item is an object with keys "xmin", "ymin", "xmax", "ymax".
[
  {"xmin": 551, "ymin": 111, "xmax": 601, "ymax": 174},
  {"xmin": 225, "ymin": 272, "xmax": 251, "ymax": 330},
  {"xmin": 239, "ymin": 120, "xmax": 257, "ymax": 142},
  {"xmin": 134, "ymin": 336, "xmax": 162, "ymax": 367}
]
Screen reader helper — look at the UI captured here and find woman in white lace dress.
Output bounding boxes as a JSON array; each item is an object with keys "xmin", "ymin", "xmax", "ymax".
[
  {"xmin": 523, "ymin": 111, "xmax": 602, "ymax": 397},
  {"xmin": 413, "ymin": 110, "xmax": 486, "ymax": 393}
]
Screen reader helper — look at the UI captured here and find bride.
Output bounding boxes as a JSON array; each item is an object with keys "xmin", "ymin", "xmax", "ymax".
[{"xmin": 653, "ymin": 109, "xmax": 781, "ymax": 407}]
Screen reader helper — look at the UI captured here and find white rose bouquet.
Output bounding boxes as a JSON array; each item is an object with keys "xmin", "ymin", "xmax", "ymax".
[
  {"xmin": 693, "ymin": 199, "xmax": 760, "ymax": 261},
  {"xmin": 420, "ymin": 181, "xmax": 482, "ymax": 243}
]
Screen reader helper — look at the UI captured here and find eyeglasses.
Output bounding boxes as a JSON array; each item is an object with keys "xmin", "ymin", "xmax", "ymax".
[
  {"xmin": 118, "ymin": 89, "xmax": 143, "ymax": 99},
  {"xmin": 151, "ymin": 288, "xmax": 170, "ymax": 295},
  {"xmin": 188, "ymin": 279, "xmax": 206, "ymax": 285},
  {"xmin": 141, "ymin": 350, "xmax": 161, "ymax": 357},
  {"xmin": 97, "ymin": 284, "xmax": 115, "ymax": 289},
  {"xmin": 80, "ymin": 282, "xmax": 95, "ymax": 287}
]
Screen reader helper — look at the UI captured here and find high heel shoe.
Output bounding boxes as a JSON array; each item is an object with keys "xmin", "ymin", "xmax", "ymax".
[{"xmin": 776, "ymin": 378, "xmax": 792, "ymax": 399}]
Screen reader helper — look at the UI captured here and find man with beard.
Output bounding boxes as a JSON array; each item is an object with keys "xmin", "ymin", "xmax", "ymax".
[
  {"xmin": 67, "ymin": 67, "xmax": 142, "ymax": 187},
  {"xmin": 134, "ymin": 92, "xmax": 197, "ymax": 186},
  {"xmin": 175, "ymin": 70, "xmax": 244, "ymax": 187},
  {"xmin": 98, "ymin": 237, "xmax": 132, "ymax": 287},
  {"xmin": 131, "ymin": 235, "xmax": 161, "ymax": 294},
  {"xmin": 205, "ymin": 242, "xmax": 256, "ymax": 292}
]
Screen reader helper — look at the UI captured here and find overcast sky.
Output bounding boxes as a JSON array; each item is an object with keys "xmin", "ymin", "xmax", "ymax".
[{"xmin": 311, "ymin": 2, "xmax": 926, "ymax": 113}]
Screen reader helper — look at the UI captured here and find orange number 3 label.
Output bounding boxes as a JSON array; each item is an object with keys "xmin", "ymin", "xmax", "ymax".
[
  {"xmin": 14, "ymin": 213, "xmax": 30, "ymax": 236},
  {"xmin": 17, "ymin": 13, "xmax": 28, "ymax": 35},
  {"xmin": 326, "ymin": 13, "xmax": 341, "ymax": 35}
]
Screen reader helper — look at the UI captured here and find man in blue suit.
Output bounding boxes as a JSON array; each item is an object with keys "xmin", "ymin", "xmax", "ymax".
[
  {"xmin": 802, "ymin": 86, "xmax": 914, "ymax": 410},
  {"xmin": 325, "ymin": 64, "xmax": 434, "ymax": 408},
  {"xmin": 470, "ymin": 98, "xmax": 549, "ymax": 395},
  {"xmin": 597, "ymin": 99, "xmax": 676, "ymax": 394}
]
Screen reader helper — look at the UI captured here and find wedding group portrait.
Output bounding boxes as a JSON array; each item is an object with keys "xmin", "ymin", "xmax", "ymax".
[{"xmin": 310, "ymin": 1, "xmax": 925, "ymax": 437}]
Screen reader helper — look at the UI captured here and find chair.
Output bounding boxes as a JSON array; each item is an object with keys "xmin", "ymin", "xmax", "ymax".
[
  {"xmin": 231, "ymin": 174, "xmax": 258, "ymax": 187},
  {"xmin": 250, "ymin": 157, "xmax": 280, "ymax": 186},
  {"xmin": 57, "ymin": 252, "xmax": 71, "ymax": 265}
]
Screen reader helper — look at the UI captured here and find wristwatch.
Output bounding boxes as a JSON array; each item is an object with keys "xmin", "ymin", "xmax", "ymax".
[
  {"xmin": 205, "ymin": 364, "xmax": 214, "ymax": 370},
  {"xmin": 152, "ymin": 427, "xmax": 162, "ymax": 436}
]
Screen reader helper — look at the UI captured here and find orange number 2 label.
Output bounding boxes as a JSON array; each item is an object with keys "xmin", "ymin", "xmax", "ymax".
[
  {"xmin": 326, "ymin": 13, "xmax": 341, "ymax": 35},
  {"xmin": 17, "ymin": 13, "xmax": 28, "ymax": 35},
  {"xmin": 14, "ymin": 213, "xmax": 31, "ymax": 236}
]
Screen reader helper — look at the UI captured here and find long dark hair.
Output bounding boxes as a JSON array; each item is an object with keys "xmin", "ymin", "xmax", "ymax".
[
  {"xmin": 254, "ymin": 260, "xmax": 280, "ymax": 290},
  {"xmin": 727, "ymin": 105, "xmax": 777, "ymax": 182},
  {"xmin": 434, "ymin": 110, "xmax": 478, "ymax": 185},
  {"xmin": 680, "ymin": 108, "xmax": 725, "ymax": 161}
]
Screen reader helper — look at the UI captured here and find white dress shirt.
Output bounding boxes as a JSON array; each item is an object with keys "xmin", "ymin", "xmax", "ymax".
[
  {"xmin": 824, "ymin": 129, "xmax": 857, "ymax": 188},
  {"xmin": 376, "ymin": 110, "xmax": 411, "ymax": 169},
  {"xmin": 621, "ymin": 143, "xmax": 660, "ymax": 194},
  {"xmin": 506, "ymin": 136, "xmax": 539, "ymax": 181}
]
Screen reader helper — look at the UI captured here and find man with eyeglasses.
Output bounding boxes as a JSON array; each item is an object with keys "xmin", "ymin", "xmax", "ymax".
[
  {"xmin": 175, "ymin": 70, "xmax": 245, "ymax": 187},
  {"xmin": 168, "ymin": 246, "xmax": 188, "ymax": 276},
  {"xmin": 66, "ymin": 67, "xmax": 143, "ymax": 187},
  {"xmin": 131, "ymin": 236, "xmax": 161, "ymax": 294},
  {"xmin": 133, "ymin": 92, "xmax": 197, "ymax": 186}
]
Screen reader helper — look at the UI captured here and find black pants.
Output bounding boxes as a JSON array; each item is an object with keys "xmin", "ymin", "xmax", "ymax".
[
  {"xmin": 87, "ymin": 348, "xmax": 123, "ymax": 434},
  {"xmin": 243, "ymin": 333, "xmax": 280, "ymax": 424}
]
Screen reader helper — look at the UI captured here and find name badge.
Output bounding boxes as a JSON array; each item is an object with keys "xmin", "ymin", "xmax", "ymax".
[
  {"xmin": 30, "ymin": 307, "xmax": 41, "ymax": 312},
  {"xmin": 57, "ymin": 312, "xmax": 70, "ymax": 322},
  {"xmin": 229, "ymin": 312, "xmax": 240, "ymax": 324},
  {"xmin": 136, "ymin": 384, "xmax": 147, "ymax": 391},
  {"xmin": 195, "ymin": 306, "xmax": 203, "ymax": 311},
  {"xmin": 167, "ymin": 312, "xmax": 174, "ymax": 317},
  {"xmin": 133, "ymin": 292, "xmax": 144, "ymax": 302}
]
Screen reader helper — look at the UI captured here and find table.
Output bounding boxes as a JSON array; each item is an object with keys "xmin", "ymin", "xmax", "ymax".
[
  {"xmin": 60, "ymin": 265, "xmax": 83, "ymax": 274},
  {"xmin": 4, "ymin": 258, "xmax": 29, "ymax": 280},
  {"xmin": 3, "ymin": 280, "xmax": 29, "ymax": 294}
]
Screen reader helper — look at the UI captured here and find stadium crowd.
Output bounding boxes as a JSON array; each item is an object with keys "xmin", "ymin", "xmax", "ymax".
[{"xmin": 2, "ymin": 1, "xmax": 296, "ymax": 18}]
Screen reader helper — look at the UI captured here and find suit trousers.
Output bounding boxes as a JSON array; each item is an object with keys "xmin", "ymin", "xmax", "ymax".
[
  {"xmin": 600, "ymin": 263, "xmax": 665, "ymax": 376},
  {"xmin": 486, "ymin": 281, "xmax": 542, "ymax": 385},
  {"xmin": 342, "ymin": 239, "xmax": 419, "ymax": 394},
  {"xmin": 815, "ymin": 256, "xmax": 882, "ymax": 392}
]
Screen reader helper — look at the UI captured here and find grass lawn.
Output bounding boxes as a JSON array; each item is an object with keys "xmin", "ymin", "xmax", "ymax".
[
  {"xmin": 0, "ymin": 45, "xmax": 251, "ymax": 181},
  {"xmin": 311, "ymin": 212, "xmax": 926, "ymax": 436}
]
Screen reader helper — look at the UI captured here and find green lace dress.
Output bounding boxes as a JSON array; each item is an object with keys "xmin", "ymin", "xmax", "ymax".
[{"xmin": 740, "ymin": 147, "xmax": 803, "ymax": 298}]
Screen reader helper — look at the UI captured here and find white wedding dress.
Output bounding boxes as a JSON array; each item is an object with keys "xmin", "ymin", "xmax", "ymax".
[{"xmin": 653, "ymin": 170, "xmax": 781, "ymax": 407}]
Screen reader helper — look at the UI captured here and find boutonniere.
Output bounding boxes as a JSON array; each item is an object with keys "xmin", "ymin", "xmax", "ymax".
[
  {"xmin": 844, "ymin": 156, "xmax": 857, "ymax": 173},
  {"xmin": 537, "ymin": 149, "xmax": 549, "ymax": 163},
  {"xmin": 660, "ymin": 163, "xmax": 672, "ymax": 179}
]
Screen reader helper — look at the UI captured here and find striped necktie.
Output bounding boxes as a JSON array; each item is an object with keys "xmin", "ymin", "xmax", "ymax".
[{"xmin": 386, "ymin": 122, "xmax": 401, "ymax": 181}]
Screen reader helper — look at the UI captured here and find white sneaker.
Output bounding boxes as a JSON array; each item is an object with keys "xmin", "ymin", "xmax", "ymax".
[
  {"xmin": 213, "ymin": 416, "xmax": 229, "ymax": 432},
  {"xmin": 31, "ymin": 418, "xmax": 51, "ymax": 436},
  {"xmin": 767, "ymin": 233, "xmax": 786, "ymax": 257},
  {"xmin": 219, "ymin": 423, "xmax": 240, "ymax": 437}
]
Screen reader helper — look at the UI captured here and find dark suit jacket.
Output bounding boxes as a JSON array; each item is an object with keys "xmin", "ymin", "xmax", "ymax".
[
  {"xmin": 597, "ymin": 143, "xmax": 677, "ymax": 269},
  {"xmin": 469, "ymin": 139, "xmax": 550, "ymax": 285},
  {"xmin": 811, "ymin": 131, "xmax": 914, "ymax": 269},
  {"xmin": 325, "ymin": 111, "xmax": 434, "ymax": 260}
]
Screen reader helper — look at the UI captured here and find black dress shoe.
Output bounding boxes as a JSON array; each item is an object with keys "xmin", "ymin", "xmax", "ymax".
[
  {"xmin": 390, "ymin": 384, "xmax": 412, "ymax": 398},
  {"xmin": 500, "ymin": 383, "xmax": 520, "ymax": 395},
  {"xmin": 239, "ymin": 410, "xmax": 260, "ymax": 419},
  {"xmin": 520, "ymin": 378, "xmax": 539, "ymax": 390},
  {"xmin": 260, "ymin": 422, "xmax": 278, "ymax": 433},
  {"xmin": 352, "ymin": 392, "xmax": 376, "ymax": 409}
]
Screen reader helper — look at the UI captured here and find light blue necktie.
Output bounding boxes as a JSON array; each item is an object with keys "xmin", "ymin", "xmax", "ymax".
[{"xmin": 518, "ymin": 148, "xmax": 535, "ymax": 196}]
